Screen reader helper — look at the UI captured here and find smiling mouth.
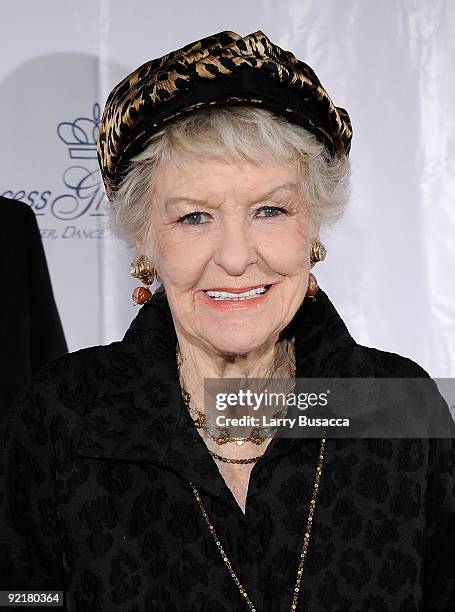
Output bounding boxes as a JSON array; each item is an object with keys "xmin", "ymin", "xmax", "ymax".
[{"xmin": 203, "ymin": 284, "xmax": 273, "ymax": 301}]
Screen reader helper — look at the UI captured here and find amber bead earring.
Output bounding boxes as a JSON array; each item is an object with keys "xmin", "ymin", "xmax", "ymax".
[
  {"xmin": 130, "ymin": 255, "xmax": 156, "ymax": 305},
  {"xmin": 306, "ymin": 273, "xmax": 319, "ymax": 300}
]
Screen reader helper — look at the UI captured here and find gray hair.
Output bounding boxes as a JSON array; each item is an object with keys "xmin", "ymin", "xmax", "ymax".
[{"xmin": 110, "ymin": 105, "xmax": 351, "ymax": 259}]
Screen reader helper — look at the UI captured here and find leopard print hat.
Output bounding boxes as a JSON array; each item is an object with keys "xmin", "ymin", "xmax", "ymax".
[{"xmin": 97, "ymin": 30, "xmax": 352, "ymax": 201}]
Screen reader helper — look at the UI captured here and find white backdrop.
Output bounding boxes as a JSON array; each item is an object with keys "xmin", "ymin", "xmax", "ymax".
[{"xmin": 1, "ymin": 0, "xmax": 454, "ymax": 378}]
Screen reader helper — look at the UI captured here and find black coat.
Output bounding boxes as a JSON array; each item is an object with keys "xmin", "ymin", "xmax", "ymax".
[
  {"xmin": 0, "ymin": 197, "xmax": 67, "ymax": 416},
  {"xmin": 0, "ymin": 287, "xmax": 454, "ymax": 611}
]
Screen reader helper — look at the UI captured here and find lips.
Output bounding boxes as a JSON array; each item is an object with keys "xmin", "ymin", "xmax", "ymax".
[
  {"xmin": 199, "ymin": 282, "xmax": 276, "ymax": 310},
  {"xmin": 202, "ymin": 284, "xmax": 274, "ymax": 303}
]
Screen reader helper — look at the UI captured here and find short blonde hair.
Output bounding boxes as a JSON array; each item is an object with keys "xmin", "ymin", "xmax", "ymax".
[{"xmin": 110, "ymin": 106, "xmax": 351, "ymax": 255}]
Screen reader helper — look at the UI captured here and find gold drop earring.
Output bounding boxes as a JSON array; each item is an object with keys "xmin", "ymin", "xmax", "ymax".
[
  {"xmin": 306, "ymin": 240, "xmax": 326, "ymax": 300},
  {"xmin": 130, "ymin": 255, "xmax": 156, "ymax": 305}
]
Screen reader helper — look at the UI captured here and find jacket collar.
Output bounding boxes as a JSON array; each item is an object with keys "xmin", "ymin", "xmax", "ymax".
[{"xmin": 76, "ymin": 287, "xmax": 373, "ymax": 505}]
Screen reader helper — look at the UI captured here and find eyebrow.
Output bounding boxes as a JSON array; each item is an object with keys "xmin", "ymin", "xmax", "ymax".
[{"xmin": 164, "ymin": 182, "xmax": 298, "ymax": 208}]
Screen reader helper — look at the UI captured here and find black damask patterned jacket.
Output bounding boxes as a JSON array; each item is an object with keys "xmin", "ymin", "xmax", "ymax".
[{"xmin": 0, "ymin": 288, "xmax": 454, "ymax": 611}]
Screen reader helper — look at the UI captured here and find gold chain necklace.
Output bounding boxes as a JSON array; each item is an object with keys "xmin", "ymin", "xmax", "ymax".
[{"xmin": 189, "ymin": 437, "xmax": 326, "ymax": 611}]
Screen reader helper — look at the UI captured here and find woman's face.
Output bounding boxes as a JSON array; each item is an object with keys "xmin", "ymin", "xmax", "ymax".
[{"xmin": 145, "ymin": 155, "xmax": 316, "ymax": 355}]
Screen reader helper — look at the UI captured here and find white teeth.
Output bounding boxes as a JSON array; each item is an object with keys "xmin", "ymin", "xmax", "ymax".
[{"xmin": 206, "ymin": 286, "xmax": 268, "ymax": 300}]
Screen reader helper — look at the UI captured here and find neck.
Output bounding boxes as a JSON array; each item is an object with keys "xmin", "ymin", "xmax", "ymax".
[
  {"xmin": 176, "ymin": 336, "xmax": 295, "ymax": 415},
  {"xmin": 176, "ymin": 335, "xmax": 295, "ymax": 460}
]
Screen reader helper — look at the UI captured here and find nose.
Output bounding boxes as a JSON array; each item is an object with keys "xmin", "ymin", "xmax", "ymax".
[{"xmin": 212, "ymin": 216, "xmax": 258, "ymax": 276}]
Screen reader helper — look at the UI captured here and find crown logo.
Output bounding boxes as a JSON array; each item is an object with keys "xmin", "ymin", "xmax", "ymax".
[{"xmin": 57, "ymin": 103, "xmax": 100, "ymax": 160}]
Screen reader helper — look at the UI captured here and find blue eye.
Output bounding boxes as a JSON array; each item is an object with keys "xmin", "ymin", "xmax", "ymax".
[
  {"xmin": 177, "ymin": 205, "xmax": 287, "ymax": 224},
  {"xmin": 255, "ymin": 206, "xmax": 287, "ymax": 218},
  {"xmin": 177, "ymin": 211, "xmax": 211, "ymax": 225}
]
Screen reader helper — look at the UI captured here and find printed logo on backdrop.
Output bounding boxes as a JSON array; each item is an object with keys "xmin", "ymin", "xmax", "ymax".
[{"xmin": 1, "ymin": 104, "xmax": 108, "ymax": 240}]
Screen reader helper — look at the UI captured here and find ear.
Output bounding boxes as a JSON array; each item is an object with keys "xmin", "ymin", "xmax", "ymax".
[
  {"xmin": 135, "ymin": 218, "xmax": 159, "ymax": 266},
  {"xmin": 133, "ymin": 238, "xmax": 152, "ymax": 263},
  {"xmin": 132, "ymin": 242, "xmax": 143, "ymax": 259},
  {"xmin": 310, "ymin": 220, "xmax": 321, "ymax": 244}
]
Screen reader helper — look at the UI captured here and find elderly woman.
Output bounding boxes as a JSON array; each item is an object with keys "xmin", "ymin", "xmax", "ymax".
[{"xmin": 1, "ymin": 30, "xmax": 454, "ymax": 612}]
